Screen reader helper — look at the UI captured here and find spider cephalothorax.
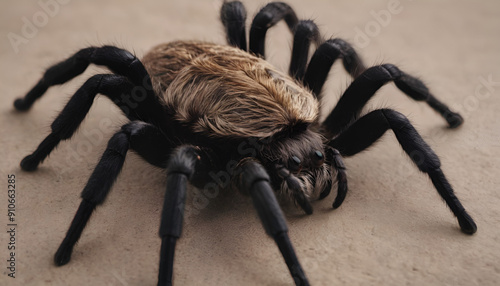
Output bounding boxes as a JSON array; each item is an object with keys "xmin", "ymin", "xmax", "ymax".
[{"xmin": 14, "ymin": 1, "xmax": 476, "ymax": 285}]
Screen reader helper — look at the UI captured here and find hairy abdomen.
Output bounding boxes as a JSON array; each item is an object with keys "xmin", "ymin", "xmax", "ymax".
[{"xmin": 142, "ymin": 41, "xmax": 319, "ymax": 139}]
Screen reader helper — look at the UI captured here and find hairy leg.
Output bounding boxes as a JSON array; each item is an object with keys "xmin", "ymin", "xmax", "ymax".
[
  {"xmin": 322, "ymin": 64, "xmax": 463, "ymax": 137},
  {"xmin": 220, "ymin": 1, "xmax": 247, "ymax": 50},
  {"xmin": 304, "ymin": 38, "xmax": 366, "ymax": 97},
  {"xmin": 328, "ymin": 109, "xmax": 476, "ymax": 234},
  {"xmin": 236, "ymin": 159, "xmax": 309, "ymax": 286},
  {"xmin": 249, "ymin": 2, "xmax": 298, "ymax": 57},
  {"xmin": 19, "ymin": 74, "xmax": 167, "ymax": 171}
]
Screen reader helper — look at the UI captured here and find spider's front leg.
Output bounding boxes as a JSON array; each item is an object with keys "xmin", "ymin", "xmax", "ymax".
[
  {"xmin": 158, "ymin": 145, "xmax": 199, "ymax": 286},
  {"xmin": 327, "ymin": 109, "xmax": 477, "ymax": 234},
  {"xmin": 158, "ymin": 152, "xmax": 310, "ymax": 285},
  {"xmin": 236, "ymin": 160, "xmax": 309, "ymax": 286}
]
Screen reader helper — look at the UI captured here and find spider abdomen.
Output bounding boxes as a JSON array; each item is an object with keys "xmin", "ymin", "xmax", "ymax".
[{"xmin": 142, "ymin": 41, "xmax": 319, "ymax": 139}]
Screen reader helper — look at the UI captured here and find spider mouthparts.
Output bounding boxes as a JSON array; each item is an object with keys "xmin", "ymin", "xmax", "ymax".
[
  {"xmin": 295, "ymin": 191, "xmax": 313, "ymax": 215},
  {"xmin": 318, "ymin": 178, "xmax": 332, "ymax": 200}
]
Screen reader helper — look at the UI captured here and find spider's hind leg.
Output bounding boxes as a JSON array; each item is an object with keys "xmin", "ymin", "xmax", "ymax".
[
  {"xmin": 322, "ymin": 64, "xmax": 464, "ymax": 137},
  {"xmin": 221, "ymin": 1, "xmax": 247, "ymax": 51},
  {"xmin": 289, "ymin": 20, "xmax": 322, "ymax": 81},
  {"xmin": 249, "ymin": 2, "xmax": 298, "ymax": 57},
  {"xmin": 303, "ymin": 38, "xmax": 366, "ymax": 97},
  {"xmin": 14, "ymin": 46, "xmax": 154, "ymax": 111}
]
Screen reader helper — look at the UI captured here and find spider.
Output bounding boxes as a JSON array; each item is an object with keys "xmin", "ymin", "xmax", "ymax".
[{"xmin": 14, "ymin": 1, "xmax": 477, "ymax": 285}]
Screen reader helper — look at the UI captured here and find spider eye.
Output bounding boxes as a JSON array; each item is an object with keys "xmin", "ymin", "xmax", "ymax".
[
  {"xmin": 288, "ymin": 156, "xmax": 302, "ymax": 172},
  {"xmin": 312, "ymin": 150, "xmax": 325, "ymax": 166}
]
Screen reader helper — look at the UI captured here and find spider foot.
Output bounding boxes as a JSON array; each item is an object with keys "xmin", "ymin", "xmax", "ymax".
[
  {"xmin": 54, "ymin": 241, "xmax": 73, "ymax": 266},
  {"xmin": 13, "ymin": 98, "xmax": 31, "ymax": 111},
  {"xmin": 291, "ymin": 267, "xmax": 310, "ymax": 286},
  {"xmin": 458, "ymin": 212, "xmax": 477, "ymax": 235},
  {"xmin": 20, "ymin": 154, "xmax": 40, "ymax": 171},
  {"xmin": 20, "ymin": 133, "xmax": 60, "ymax": 171}
]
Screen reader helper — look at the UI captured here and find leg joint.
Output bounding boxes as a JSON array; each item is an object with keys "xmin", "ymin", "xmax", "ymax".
[
  {"xmin": 380, "ymin": 63, "xmax": 403, "ymax": 78},
  {"xmin": 238, "ymin": 160, "xmax": 270, "ymax": 193},
  {"xmin": 381, "ymin": 109, "xmax": 442, "ymax": 172},
  {"xmin": 166, "ymin": 146, "xmax": 199, "ymax": 178},
  {"xmin": 294, "ymin": 20, "xmax": 320, "ymax": 41}
]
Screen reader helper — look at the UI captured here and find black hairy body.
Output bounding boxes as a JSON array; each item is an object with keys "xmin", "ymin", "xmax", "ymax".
[
  {"xmin": 13, "ymin": 1, "xmax": 476, "ymax": 285},
  {"xmin": 142, "ymin": 41, "xmax": 327, "ymax": 198}
]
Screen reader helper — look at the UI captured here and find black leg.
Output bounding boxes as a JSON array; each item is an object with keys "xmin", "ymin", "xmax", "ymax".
[
  {"xmin": 289, "ymin": 20, "xmax": 322, "ymax": 81},
  {"xmin": 54, "ymin": 129, "xmax": 130, "ymax": 266},
  {"xmin": 236, "ymin": 160, "xmax": 309, "ymax": 286},
  {"xmin": 322, "ymin": 64, "xmax": 463, "ymax": 137},
  {"xmin": 157, "ymin": 145, "xmax": 203, "ymax": 286},
  {"xmin": 19, "ymin": 74, "xmax": 167, "ymax": 171},
  {"xmin": 249, "ymin": 2, "xmax": 298, "ymax": 57},
  {"xmin": 328, "ymin": 109, "xmax": 477, "ymax": 234},
  {"xmin": 220, "ymin": 1, "xmax": 247, "ymax": 51},
  {"xmin": 54, "ymin": 122, "xmax": 171, "ymax": 266},
  {"xmin": 303, "ymin": 38, "xmax": 366, "ymax": 97},
  {"xmin": 14, "ymin": 45, "xmax": 154, "ymax": 111}
]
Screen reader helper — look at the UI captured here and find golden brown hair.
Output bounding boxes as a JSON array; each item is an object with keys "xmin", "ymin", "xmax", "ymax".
[{"xmin": 142, "ymin": 41, "xmax": 318, "ymax": 139}]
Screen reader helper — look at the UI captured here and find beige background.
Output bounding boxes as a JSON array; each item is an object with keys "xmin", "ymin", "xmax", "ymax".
[{"xmin": 1, "ymin": 0, "xmax": 499, "ymax": 285}]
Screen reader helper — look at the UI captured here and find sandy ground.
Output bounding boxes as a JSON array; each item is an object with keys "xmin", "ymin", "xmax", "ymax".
[{"xmin": 1, "ymin": 0, "xmax": 499, "ymax": 285}]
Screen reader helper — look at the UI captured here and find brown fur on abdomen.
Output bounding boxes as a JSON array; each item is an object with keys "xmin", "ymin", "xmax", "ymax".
[{"xmin": 142, "ymin": 41, "xmax": 319, "ymax": 139}]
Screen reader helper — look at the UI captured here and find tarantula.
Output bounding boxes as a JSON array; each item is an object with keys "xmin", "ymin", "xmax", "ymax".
[{"xmin": 14, "ymin": 1, "xmax": 476, "ymax": 285}]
